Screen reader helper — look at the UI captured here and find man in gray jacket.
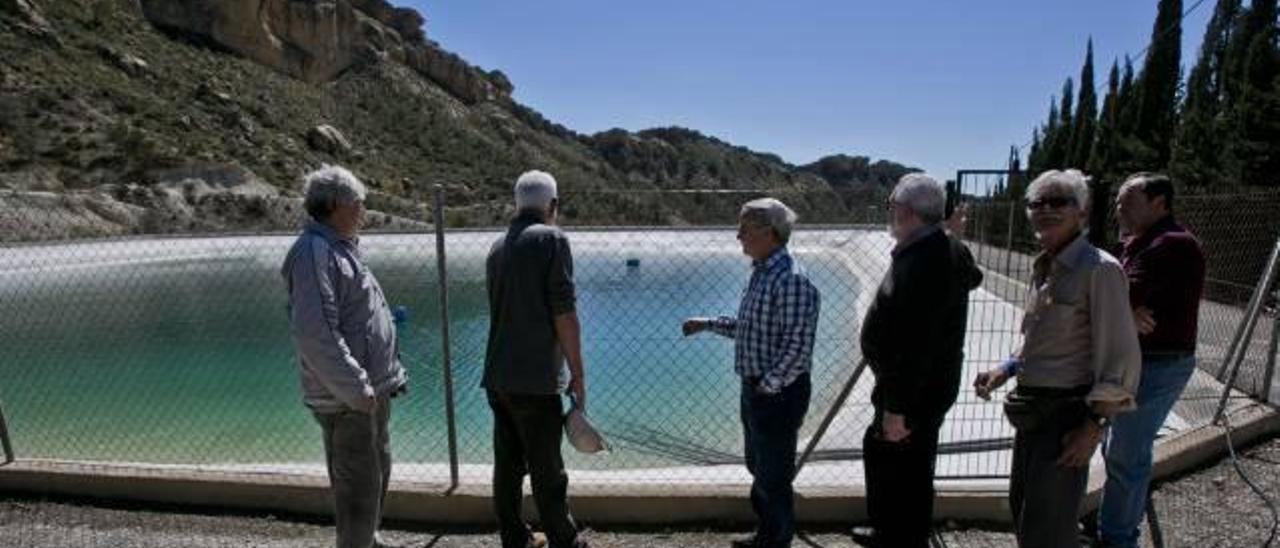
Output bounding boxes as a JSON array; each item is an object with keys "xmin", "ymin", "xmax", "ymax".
[{"xmin": 283, "ymin": 164, "xmax": 407, "ymax": 548}]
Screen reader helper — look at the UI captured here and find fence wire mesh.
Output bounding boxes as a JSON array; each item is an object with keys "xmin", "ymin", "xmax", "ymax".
[
  {"xmin": 0, "ymin": 177, "xmax": 1277, "ymax": 520},
  {"xmin": 953, "ymin": 172, "xmax": 1280, "ymax": 450}
]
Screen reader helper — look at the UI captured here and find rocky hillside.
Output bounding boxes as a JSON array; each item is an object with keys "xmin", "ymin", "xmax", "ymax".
[{"xmin": 0, "ymin": 0, "xmax": 917, "ymax": 241}]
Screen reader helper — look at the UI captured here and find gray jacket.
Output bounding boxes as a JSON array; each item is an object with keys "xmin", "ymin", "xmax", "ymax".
[{"xmin": 282, "ymin": 221, "xmax": 406, "ymax": 414}]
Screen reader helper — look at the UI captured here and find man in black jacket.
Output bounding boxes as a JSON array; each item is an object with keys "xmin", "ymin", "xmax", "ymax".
[{"xmin": 859, "ymin": 173, "xmax": 983, "ymax": 548}]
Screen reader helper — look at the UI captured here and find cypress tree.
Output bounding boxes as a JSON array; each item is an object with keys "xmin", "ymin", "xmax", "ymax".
[
  {"xmin": 1070, "ymin": 39, "xmax": 1099, "ymax": 169},
  {"xmin": 1171, "ymin": 0, "xmax": 1242, "ymax": 189},
  {"xmin": 1230, "ymin": 0, "xmax": 1280, "ymax": 186},
  {"xmin": 1114, "ymin": 58, "xmax": 1154, "ymax": 175},
  {"xmin": 1135, "ymin": 0, "xmax": 1183, "ymax": 166},
  {"xmin": 1118, "ymin": 57, "xmax": 1139, "ymax": 137},
  {"xmin": 1028, "ymin": 128, "xmax": 1043, "ymax": 175},
  {"xmin": 1046, "ymin": 78, "xmax": 1075, "ymax": 169},
  {"xmin": 1028, "ymin": 98, "xmax": 1059, "ymax": 175},
  {"xmin": 1091, "ymin": 61, "xmax": 1122, "ymax": 178},
  {"xmin": 1224, "ymin": 0, "xmax": 1271, "ymax": 107}
]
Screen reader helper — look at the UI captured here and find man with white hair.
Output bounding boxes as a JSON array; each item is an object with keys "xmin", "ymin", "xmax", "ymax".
[
  {"xmin": 857, "ymin": 173, "xmax": 983, "ymax": 548},
  {"xmin": 683, "ymin": 198, "xmax": 821, "ymax": 548},
  {"xmin": 282, "ymin": 164, "xmax": 407, "ymax": 548},
  {"xmin": 973, "ymin": 169, "xmax": 1141, "ymax": 548},
  {"xmin": 483, "ymin": 170, "xmax": 589, "ymax": 548}
]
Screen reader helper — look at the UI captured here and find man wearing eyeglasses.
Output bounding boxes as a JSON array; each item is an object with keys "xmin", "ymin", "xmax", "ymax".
[
  {"xmin": 857, "ymin": 173, "xmax": 983, "ymax": 548},
  {"xmin": 682, "ymin": 198, "xmax": 820, "ymax": 548},
  {"xmin": 283, "ymin": 165, "xmax": 407, "ymax": 548},
  {"xmin": 973, "ymin": 169, "xmax": 1141, "ymax": 548}
]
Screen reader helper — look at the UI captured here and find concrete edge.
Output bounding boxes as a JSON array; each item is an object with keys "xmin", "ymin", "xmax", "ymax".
[
  {"xmin": 1081, "ymin": 402, "xmax": 1280, "ymax": 514},
  {"xmin": 0, "ymin": 404, "xmax": 1275, "ymax": 526}
]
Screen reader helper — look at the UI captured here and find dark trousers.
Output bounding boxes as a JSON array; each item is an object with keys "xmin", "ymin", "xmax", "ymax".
[
  {"xmin": 314, "ymin": 396, "xmax": 392, "ymax": 548},
  {"xmin": 862, "ymin": 410, "xmax": 942, "ymax": 548},
  {"xmin": 1009, "ymin": 395, "xmax": 1091, "ymax": 548},
  {"xmin": 741, "ymin": 374, "xmax": 811, "ymax": 548},
  {"xmin": 487, "ymin": 390, "xmax": 580, "ymax": 548}
]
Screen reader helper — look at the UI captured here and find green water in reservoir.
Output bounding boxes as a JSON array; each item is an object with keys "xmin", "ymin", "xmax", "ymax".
[{"xmin": 0, "ymin": 231, "xmax": 865, "ymax": 469}]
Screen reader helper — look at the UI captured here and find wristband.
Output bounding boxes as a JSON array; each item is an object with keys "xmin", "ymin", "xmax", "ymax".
[
  {"xmin": 1088, "ymin": 411, "xmax": 1112, "ymax": 429},
  {"xmin": 1000, "ymin": 358, "xmax": 1021, "ymax": 376}
]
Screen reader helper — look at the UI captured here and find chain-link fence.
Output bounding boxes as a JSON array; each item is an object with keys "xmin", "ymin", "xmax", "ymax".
[
  {"xmin": 953, "ymin": 171, "xmax": 1280, "ymax": 451},
  {"xmin": 0, "ymin": 177, "xmax": 1277, "ymax": 506}
]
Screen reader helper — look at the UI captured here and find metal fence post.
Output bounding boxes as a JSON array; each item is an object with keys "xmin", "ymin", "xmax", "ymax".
[
  {"xmin": 1215, "ymin": 238, "xmax": 1280, "ymax": 422},
  {"xmin": 1213, "ymin": 239, "xmax": 1280, "ymax": 382},
  {"xmin": 1003, "ymin": 200, "xmax": 1016, "ymax": 273},
  {"xmin": 1263, "ymin": 296, "xmax": 1280, "ymax": 406},
  {"xmin": 432, "ymin": 185, "xmax": 460, "ymax": 492},
  {"xmin": 0, "ymin": 401, "xmax": 13, "ymax": 466},
  {"xmin": 1145, "ymin": 493, "xmax": 1166, "ymax": 548},
  {"xmin": 794, "ymin": 359, "xmax": 868, "ymax": 478}
]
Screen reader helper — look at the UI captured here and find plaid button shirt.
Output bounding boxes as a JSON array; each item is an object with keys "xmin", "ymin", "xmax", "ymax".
[{"xmin": 711, "ymin": 247, "xmax": 821, "ymax": 394}]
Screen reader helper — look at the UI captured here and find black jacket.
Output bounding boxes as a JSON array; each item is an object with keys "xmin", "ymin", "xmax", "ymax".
[
  {"xmin": 483, "ymin": 212, "xmax": 577, "ymax": 395},
  {"xmin": 860, "ymin": 227, "xmax": 983, "ymax": 429}
]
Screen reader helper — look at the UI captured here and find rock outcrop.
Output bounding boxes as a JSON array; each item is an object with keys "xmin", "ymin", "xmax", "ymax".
[
  {"xmin": 0, "ymin": 162, "xmax": 424, "ymax": 242},
  {"xmin": 0, "ymin": 0, "xmax": 55, "ymax": 38},
  {"xmin": 137, "ymin": 0, "xmax": 509, "ymax": 104},
  {"xmin": 306, "ymin": 124, "xmax": 352, "ymax": 155}
]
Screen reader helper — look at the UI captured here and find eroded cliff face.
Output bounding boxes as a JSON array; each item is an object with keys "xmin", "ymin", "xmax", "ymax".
[{"xmin": 138, "ymin": 0, "xmax": 509, "ymax": 103}]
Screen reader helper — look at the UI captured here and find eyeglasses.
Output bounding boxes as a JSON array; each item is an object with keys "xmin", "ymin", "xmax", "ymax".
[{"xmin": 1026, "ymin": 196, "xmax": 1077, "ymax": 210}]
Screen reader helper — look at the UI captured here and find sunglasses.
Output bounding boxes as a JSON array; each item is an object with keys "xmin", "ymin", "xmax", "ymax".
[{"xmin": 1026, "ymin": 196, "xmax": 1077, "ymax": 210}]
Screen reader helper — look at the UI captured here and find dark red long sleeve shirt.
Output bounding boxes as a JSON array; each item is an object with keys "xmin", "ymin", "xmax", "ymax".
[{"xmin": 1120, "ymin": 215, "xmax": 1206, "ymax": 355}]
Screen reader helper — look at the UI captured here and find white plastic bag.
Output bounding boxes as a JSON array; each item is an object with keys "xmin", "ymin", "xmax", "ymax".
[{"xmin": 564, "ymin": 396, "xmax": 609, "ymax": 454}]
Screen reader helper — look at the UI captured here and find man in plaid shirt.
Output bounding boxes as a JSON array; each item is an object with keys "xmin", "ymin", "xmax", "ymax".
[{"xmin": 683, "ymin": 198, "xmax": 821, "ymax": 548}]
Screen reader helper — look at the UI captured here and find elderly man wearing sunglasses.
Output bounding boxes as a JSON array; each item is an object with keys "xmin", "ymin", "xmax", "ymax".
[{"xmin": 973, "ymin": 169, "xmax": 1142, "ymax": 548}]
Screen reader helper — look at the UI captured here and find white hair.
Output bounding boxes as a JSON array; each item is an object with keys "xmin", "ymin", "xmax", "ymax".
[
  {"xmin": 739, "ymin": 197, "xmax": 798, "ymax": 245},
  {"xmin": 514, "ymin": 170, "xmax": 558, "ymax": 212},
  {"xmin": 303, "ymin": 164, "xmax": 366, "ymax": 221},
  {"xmin": 890, "ymin": 173, "xmax": 946, "ymax": 224},
  {"xmin": 1026, "ymin": 169, "xmax": 1090, "ymax": 211}
]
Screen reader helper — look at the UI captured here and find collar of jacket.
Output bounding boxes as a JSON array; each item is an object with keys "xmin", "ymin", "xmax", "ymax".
[
  {"xmin": 1122, "ymin": 214, "xmax": 1181, "ymax": 255},
  {"xmin": 1034, "ymin": 231, "xmax": 1090, "ymax": 277},
  {"xmin": 305, "ymin": 219, "xmax": 359, "ymax": 247},
  {"xmin": 752, "ymin": 246, "xmax": 791, "ymax": 271},
  {"xmin": 891, "ymin": 223, "xmax": 942, "ymax": 257}
]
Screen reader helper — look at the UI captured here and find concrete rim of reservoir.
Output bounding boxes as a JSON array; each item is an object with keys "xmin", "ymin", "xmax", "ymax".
[{"xmin": 0, "ymin": 402, "xmax": 1275, "ymax": 525}]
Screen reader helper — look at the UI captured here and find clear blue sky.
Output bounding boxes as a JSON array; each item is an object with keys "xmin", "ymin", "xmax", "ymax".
[{"xmin": 406, "ymin": 1, "xmax": 1211, "ymax": 179}]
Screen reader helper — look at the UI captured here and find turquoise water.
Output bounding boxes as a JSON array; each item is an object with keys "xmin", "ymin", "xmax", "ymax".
[{"xmin": 0, "ymin": 231, "xmax": 864, "ymax": 469}]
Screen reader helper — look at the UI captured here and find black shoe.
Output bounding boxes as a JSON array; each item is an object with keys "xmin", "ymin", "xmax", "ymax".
[
  {"xmin": 849, "ymin": 526, "xmax": 876, "ymax": 547},
  {"xmin": 549, "ymin": 539, "xmax": 587, "ymax": 548}
]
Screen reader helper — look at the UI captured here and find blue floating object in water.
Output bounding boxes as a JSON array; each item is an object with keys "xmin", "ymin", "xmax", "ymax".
[
  {"xmin": 392, "ymin": 305, "xmax": 409, "ymax": 325},
  {"xmin": 625, "ymin": 258, "xmax": 641, "ymax": 268}
]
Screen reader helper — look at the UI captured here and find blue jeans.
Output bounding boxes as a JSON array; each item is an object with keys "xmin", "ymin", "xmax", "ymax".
[
  {"xmin": 741, "ymin": 374, "xmax": 810, "ymax": 548},
  {"xmin": 1098, "ymin": 354, "xmax": 1196, "ymax": 548}
]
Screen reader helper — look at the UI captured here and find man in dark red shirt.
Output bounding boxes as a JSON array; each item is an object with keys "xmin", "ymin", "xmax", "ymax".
[{"xmin": 1097, "ymin": 173, "xmax": 1206, "ymax": 548}]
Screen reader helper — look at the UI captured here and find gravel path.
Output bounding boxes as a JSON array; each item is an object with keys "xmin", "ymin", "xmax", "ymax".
[{"xmin": 2, "ymin": 436, "xmax": 1278, "ymax": 547}]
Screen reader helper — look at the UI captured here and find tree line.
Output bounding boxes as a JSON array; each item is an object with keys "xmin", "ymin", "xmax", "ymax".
[{"xmin": 1025, "ymin": 0, "xmax": 1280, "ymax": 191}]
